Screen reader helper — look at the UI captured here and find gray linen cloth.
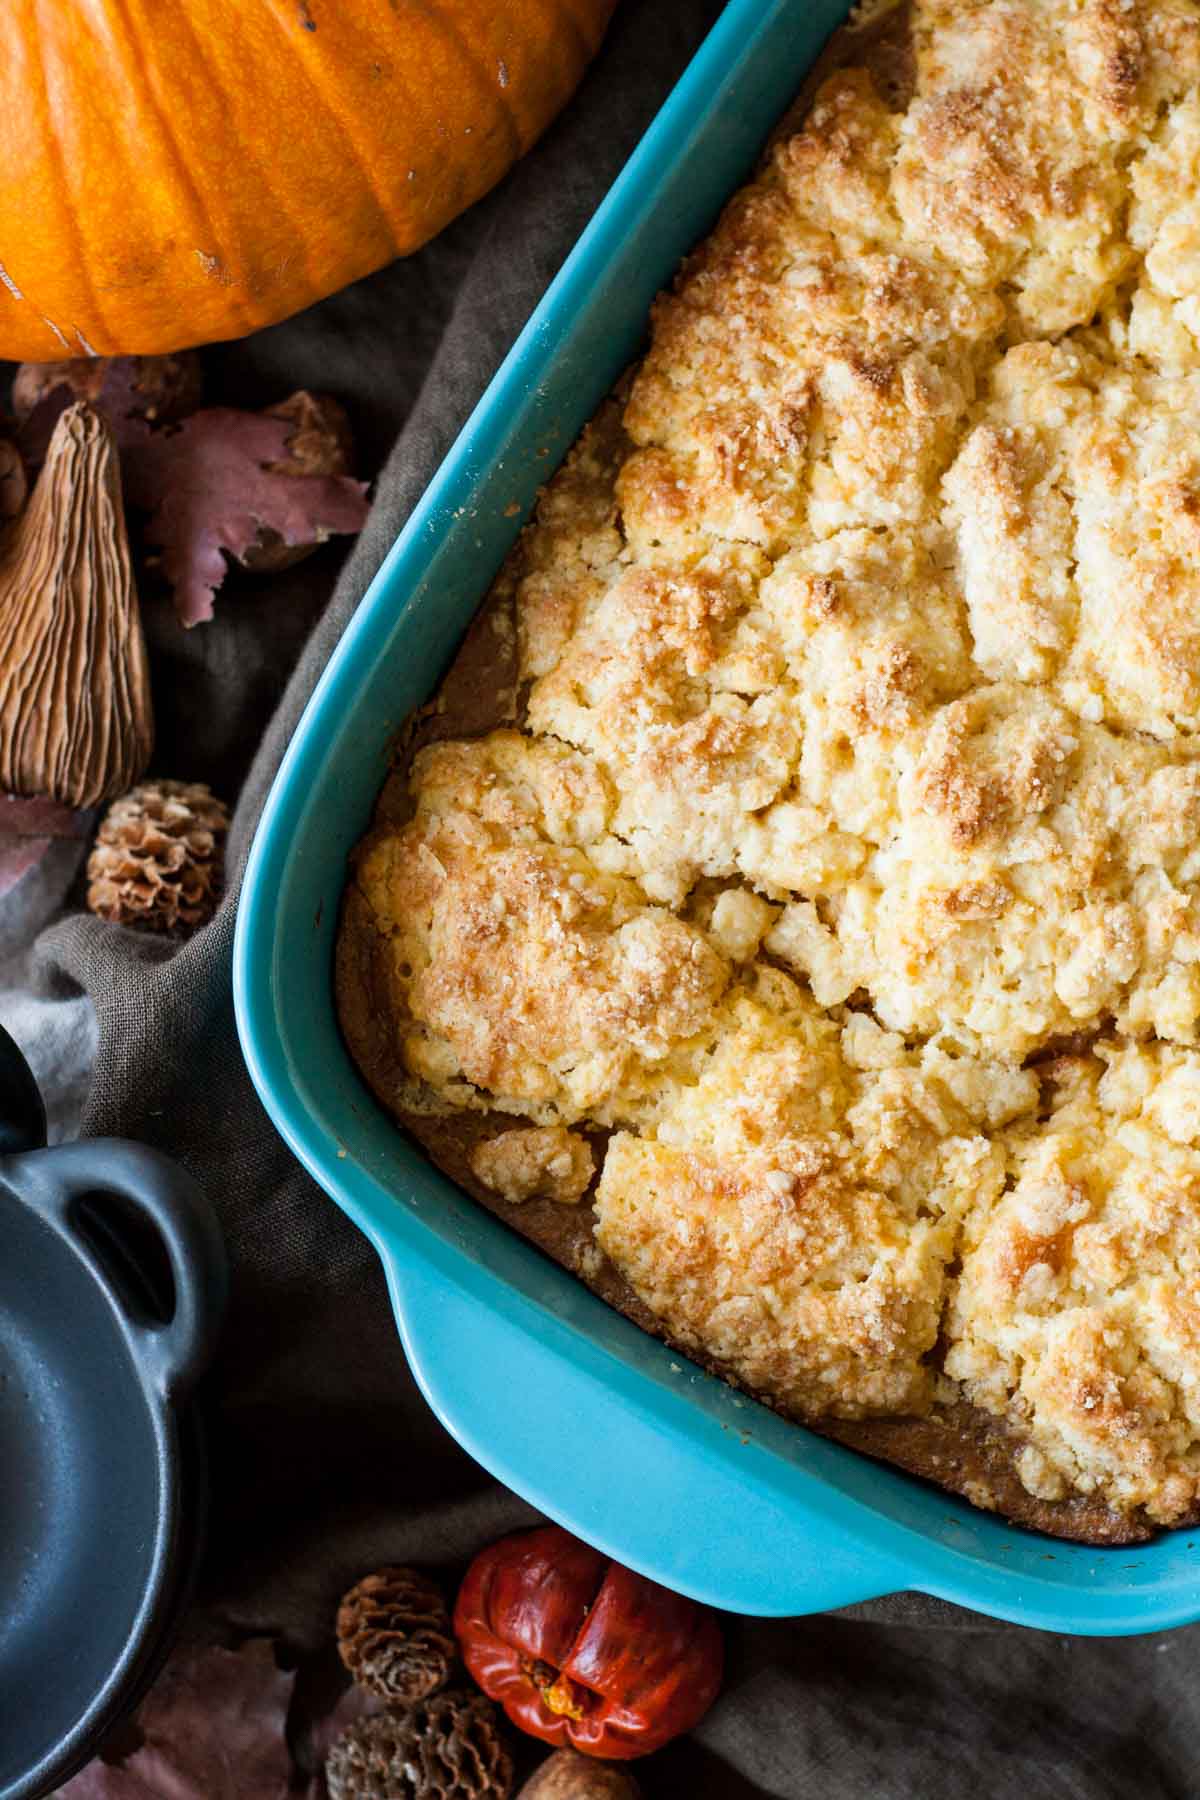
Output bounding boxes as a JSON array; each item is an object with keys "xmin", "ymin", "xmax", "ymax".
[{"xmin": 4, "ymin": 4, "xmax": 1197, "ymax": 1794}]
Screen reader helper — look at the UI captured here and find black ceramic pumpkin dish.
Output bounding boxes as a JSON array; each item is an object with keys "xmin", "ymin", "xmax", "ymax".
[{"xmin": 0, "ymin": 1025, "xmax": 226, "ymax": 1800}]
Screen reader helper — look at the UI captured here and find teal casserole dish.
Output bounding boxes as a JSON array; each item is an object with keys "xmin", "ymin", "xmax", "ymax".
[{"xmin": 234, "ymin": 0, "xmax": 1200, "ymax": 1634}]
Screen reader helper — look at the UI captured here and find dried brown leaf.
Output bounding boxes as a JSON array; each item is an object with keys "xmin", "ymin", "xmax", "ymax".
[
  {"xmin": 0, "ymin": 437, "xmax": 27, "ymax": 518},
  {"xmin": 241, "ymin": 391, "xmax": 359, "ymax": 573},
  {"xmin": 0, "ymin": 792, "xmax": 92, "ymax": 837},
  {"xmin": 57, "ymin": 1638, "xmax": 294, "ymax": 1800},
  {"xmin": 14, "ymin": 354, "xmax": 204, "ymax": 457},
  {"xmin": 122, "ymin": 408, "xmax": 370, "ymax": 626},
  {"xmin": 263, "ymin": 391, "xmax": 355, "ymax": 479},
  {"xmin": 0, "ymin": 792, "xmax": 91, "ymax": 900}
]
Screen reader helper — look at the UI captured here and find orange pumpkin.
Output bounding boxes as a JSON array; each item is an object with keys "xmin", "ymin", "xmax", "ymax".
[{"xmin": 0, "ymin": 0, "xmax": 615, "ymax": 361}]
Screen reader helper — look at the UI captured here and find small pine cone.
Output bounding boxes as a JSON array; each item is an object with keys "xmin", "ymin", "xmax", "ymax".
[
  {"xmin": 337, "ymin": 1566, "xmax": 455, "ymax": 1703},
  {"xmin": 325, "ymin": 1691, "xmax": 513, "ymax": 1800},
  {"xmin": 87, "ymin": 779, "xmax": 228, "ymax": 934}
]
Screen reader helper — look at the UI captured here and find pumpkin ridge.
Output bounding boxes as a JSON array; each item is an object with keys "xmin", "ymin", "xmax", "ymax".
[
  {"xmin": 28, "ymin": 0, "xmax": 114, "ymax": 351},
  {"xmin": 257, "ymin": 0, "xmax": 409, "ymax": 251},
  {"xmin": 405, "ymin": 0, "xmax": 523, "ymax": 162},
  {"xmin": 541, "ymin": 0, "xmax": 594, "ymax": 77},
  {"xmin": 100, "ymin": 0, "xmax": 261, "ymax": 338},
  {"xmin": 162, "ymin": 0, "xmax": 328, "ymax": 323}
]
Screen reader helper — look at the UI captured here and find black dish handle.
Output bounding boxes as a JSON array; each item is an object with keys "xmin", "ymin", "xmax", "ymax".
[
  {"xmin": 4, "ymin": 1140, "xmax": 228, "ymax": 1401},
  {"xmin": 0, "ymin": 1022, "xmax": 47, "ymax": 1154},
  {"xmin": 0, "ymin": 1023, "xmax": 226, "ymax": 1396}
]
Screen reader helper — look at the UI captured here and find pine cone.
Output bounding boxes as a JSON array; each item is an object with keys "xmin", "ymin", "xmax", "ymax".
[
  {"xmin": 325, "ymin": 1692, "xmax": 513, "ymax": 1800},
  {"xmin": 86, "ymin": 779, "xmax": 228, "ymax": 934},
  {"xmin": 337, "ymin": 1567, "xmax": 455, "ymax": 1703}
]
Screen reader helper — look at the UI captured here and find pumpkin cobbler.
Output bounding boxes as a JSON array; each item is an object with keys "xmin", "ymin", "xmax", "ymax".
[{"xmin": 339, "ymin": 0, "xmax": 1200, "ymax": 1541}]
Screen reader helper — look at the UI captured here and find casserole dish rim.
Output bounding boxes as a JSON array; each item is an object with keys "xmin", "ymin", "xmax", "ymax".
[{"xmin": 233, "ymin": 0, "xmax": 1200, "ymax": 1635}]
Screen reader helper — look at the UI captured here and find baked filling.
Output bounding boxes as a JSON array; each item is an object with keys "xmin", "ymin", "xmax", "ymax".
[{"xmin": 341, "ymin": 0, "xmax": 1200, "ymax": 1535}]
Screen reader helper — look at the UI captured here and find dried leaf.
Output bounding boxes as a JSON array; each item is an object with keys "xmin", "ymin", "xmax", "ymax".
[
  {"xmin": 57, "ymin": 1638, "xmax": 294, "ymax": 1799},
  {"xmin": 0, "ymin": 792, "xmax": 91, "ymax": 837},
  {"xmin": 14, "ymin": 354, "xmax": 204, "ymax": 460},
  {"xmin": 240, "ymin": 392, "xmax": 359, "ymax": 573},
  {"xmin": 15, "ymin": 389, "xmax": 74, "ymax": 467},
  {"xmin": 0, "ymin": 437, "xmax": 27, "ymax": 518},
  {"xmin": 0, "ymin": 792, "xmax": 91, "ymax": 901},
  {"xmin": 122, "ymin": 408, "xmax": 370, "ymax": 626},
  {"xmin": 0, "ymin": 403, "xmax": 153, "ymax": 808},
  {"xmin": 263, "ymin": 391, "xmax": 355, "ymax": 479},
  {"xmin": 0, "ymin": 836, "xmax": 59, "ymax": 901}
]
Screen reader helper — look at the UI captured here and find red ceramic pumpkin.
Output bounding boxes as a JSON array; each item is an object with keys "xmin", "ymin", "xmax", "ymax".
[
  {"xmin": 454, "ymin": 1526, "xmax": 724, "ymax": 1759},
  {"xmin": 0, "ymin": 0, "xmax": 615, "ymax": 360}
]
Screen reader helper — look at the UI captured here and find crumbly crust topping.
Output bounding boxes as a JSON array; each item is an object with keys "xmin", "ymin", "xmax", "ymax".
[
  {"xmin": 470, "ymin": 1125, "xmax": 595, "ymax": 1205},
  {"xmin": 353, "ymin": 0, "xmax": 1200, "ymax": 1526}
]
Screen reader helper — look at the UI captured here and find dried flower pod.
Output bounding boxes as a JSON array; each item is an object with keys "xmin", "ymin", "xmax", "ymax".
[
  {"xmin": 325, "ymin": 1691, "xmax": 513, "ymax": 1800},
  {"xmin": 337, "ymin": 1566, "xmax": 455, "ymax": 1703},
  {"xmin": 87, "ymin": 779, "xmax": 228, "ymax": 934},
  {"xmin": 517, "ymin": 1752, "xmax": 643, "ymax": 1800},
  {"xmin": 240, "ymin": 391, "xmax": 357, "ymax": 573},
  {"xmin": 11, "ymin": 353, "xmax": 203, "ymax": 433},
  {"xmin": 0, "ymin": 403, "xmax": 153, "ymax": 808}
]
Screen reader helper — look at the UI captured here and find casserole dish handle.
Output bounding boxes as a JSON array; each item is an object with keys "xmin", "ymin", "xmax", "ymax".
[
  {"xmin": 382, "ymin": 1244, "xmax": 912, "ymax": 1618},
  {"xmin": 5, "ymin": 1139, "xmax": 228, "ymax": 1401}
]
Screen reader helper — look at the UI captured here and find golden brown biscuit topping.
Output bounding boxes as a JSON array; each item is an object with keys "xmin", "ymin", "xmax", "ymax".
[
  {"xmin": 470, "ymin": 1127, "xmax": 595, "ymax": 1206},
  {"xmin": 352, "ymin": 0, "xmax": 1200, "ymax": 1526}
]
